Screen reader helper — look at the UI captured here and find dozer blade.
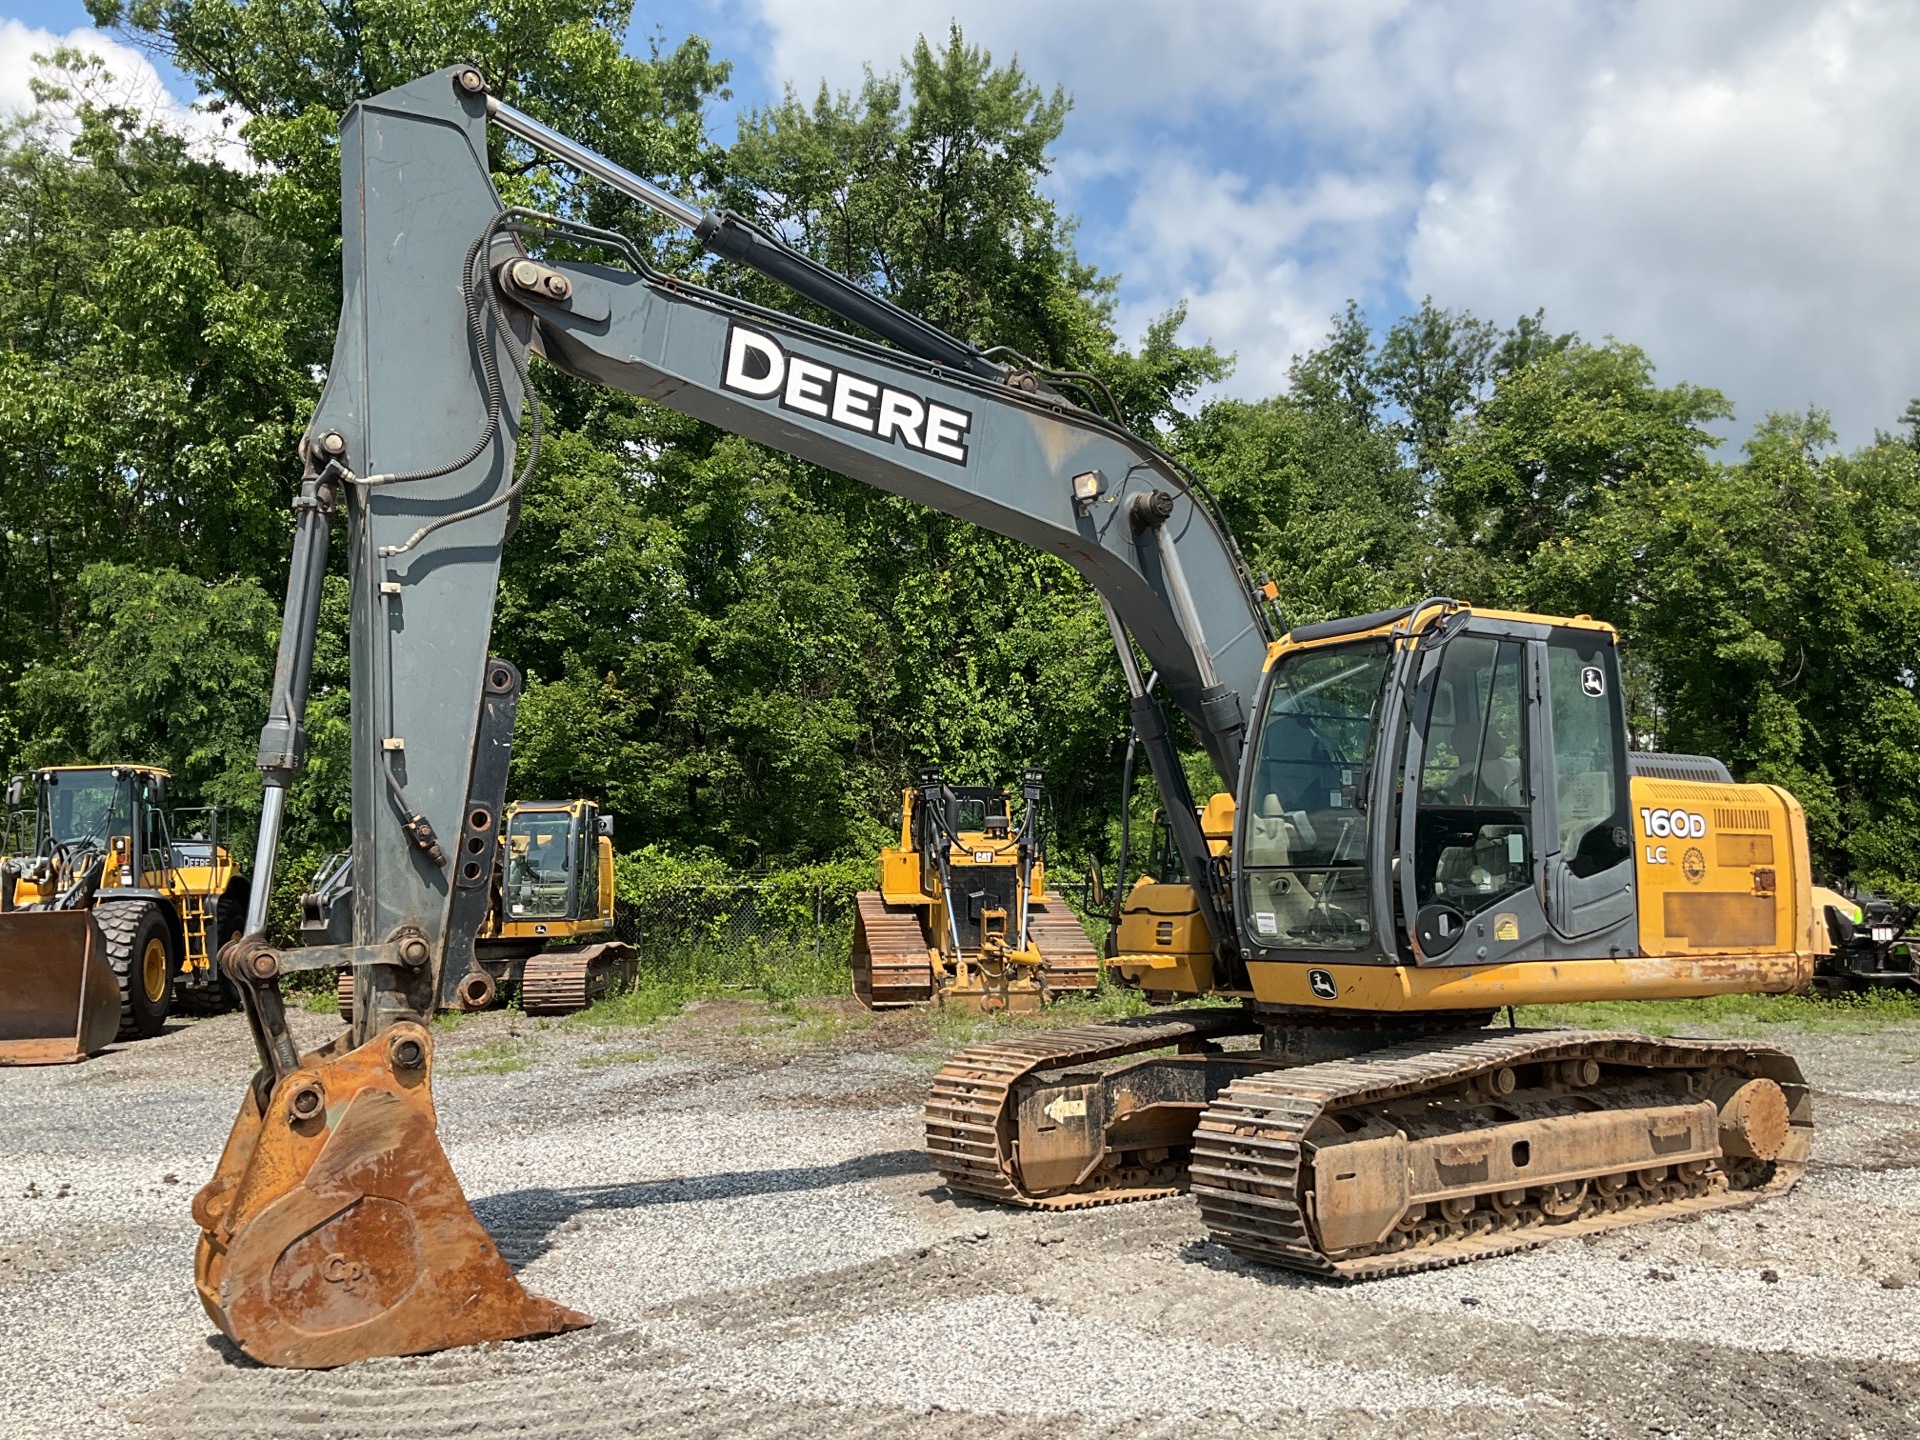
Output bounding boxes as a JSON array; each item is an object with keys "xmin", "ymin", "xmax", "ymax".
[
  {"xmin": 0, "ymin": 910, "xmax": 121, "ymax": 1065},
  {"xmin": 192, "ymin": 1021, "xmax": 590, "ymax": 1368}
]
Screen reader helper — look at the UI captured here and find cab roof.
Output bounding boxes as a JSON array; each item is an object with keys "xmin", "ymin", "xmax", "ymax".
[
  {"xmin": 32, "ymin": 764, "xmax": 171, "ymax": 778},
  {"xmin": 1266, "ymin": 601, "xmax": 1616, "ymax": 663}
]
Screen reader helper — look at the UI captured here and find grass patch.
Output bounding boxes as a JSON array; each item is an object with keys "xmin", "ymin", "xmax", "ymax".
[
  {"xmin": 1517, "ymin": 988, "xmax": 1920, "ymax": 1037},
  {"xmin": 574, "ymin": 1046, "xmax": 660, "ymax": 1069},
  {"xmin": 297, "ymin": 986, "xmax": 343, "ymax": 1015},
  {"xmin": 916, "ymin": 975, "xmax": 1161, "ymax": 1055},
  {"xmin": 564, "ymin": 941, "xmax": 849, "ymax": 1033},
  {"xmin": 445, "ymin": 1034, "xmax": 536, "ymax": 1075}
]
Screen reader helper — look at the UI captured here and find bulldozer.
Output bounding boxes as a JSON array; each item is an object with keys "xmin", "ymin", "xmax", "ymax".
[
  {"xmin": 187, "ymin": 69, "xmax": 1823, "ymax": 1367},
  {"xmin": 853, "ymin": 767, "xmax": 1099, "ymax": 1010},
  {"xmin": 321, "ymin": 798, "xmax": 634, "ymax": 1018},
  {"xmin": 0, "ymin": 765, "xmax": 246, "ymax": 1063}
]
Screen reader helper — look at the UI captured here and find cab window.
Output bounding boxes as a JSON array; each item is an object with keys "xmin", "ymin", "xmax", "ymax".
[
  {"xmin": 1240, "ymin": 639, "xmax": 1391, "ymax": 950},
  {"xmin": 506, "ymin": 813, "xmax": 573, "ymax": 919},
  {"xmin": 1413, "ymin": 636, "xmax": 1531, "ymax": 914},
  {"xmin": 1546, "ymin": 632, "xmax": 1631, "ymax": 875}
]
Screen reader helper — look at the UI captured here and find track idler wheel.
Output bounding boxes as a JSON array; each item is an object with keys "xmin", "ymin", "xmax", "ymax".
[{"xmin": 192, "ymin": 1022, "xmax": 590, "ymax": 1367}]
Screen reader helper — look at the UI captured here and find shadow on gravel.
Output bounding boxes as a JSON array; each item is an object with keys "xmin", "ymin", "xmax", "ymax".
[
  {"xmin": 473, "ymin": 1149, "xmax": 929, "ymax": 1268},
  {"xmin": 1176, "ymin": 1239, "xmax": 1328, "ymax": 1290},
  {"xmin": 202, "ymin": 1333, "xmax": 262, "ymax": 1370}
]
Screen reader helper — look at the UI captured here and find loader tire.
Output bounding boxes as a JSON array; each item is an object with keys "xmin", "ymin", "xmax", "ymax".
[
  {"xmin": 96, "ymin": 900, "xmax": 176, "ymax": 1040},
  {"xmin": 214, "ymin": 874, "xmax": 251, "ymax": 952}
]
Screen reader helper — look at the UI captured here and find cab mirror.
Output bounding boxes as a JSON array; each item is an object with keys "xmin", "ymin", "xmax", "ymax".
[
  {"xmin": 149, "ymin": 774, "xmax": 168, "ymax": 809},
  {"xmin": 4, "ymin": 776, "xmax": 21, "ymax": 809},
  {"xmin": 595, "ymin": 816, "xmax": 613, "ymax": 838}
]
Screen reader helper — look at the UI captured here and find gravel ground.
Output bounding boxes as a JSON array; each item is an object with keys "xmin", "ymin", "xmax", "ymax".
[{"xmin": 3, "ymin": 998, "xmax": 1918, "ymax": 1440}]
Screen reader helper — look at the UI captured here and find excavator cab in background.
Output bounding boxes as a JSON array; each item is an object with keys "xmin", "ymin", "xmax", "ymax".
[
  {"xmin": 853, "ymin": 767, "xmax": 1098, "ymax": 1010},
  {"xmin": 0, "ymin": 765, "xmax": 246, "ymax": 1062},
  {"xmin": 322, "ymin": 798, "xmax": 634, "ymax": 1019}
]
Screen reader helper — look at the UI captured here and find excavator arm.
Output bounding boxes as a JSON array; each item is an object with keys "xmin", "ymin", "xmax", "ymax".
[{"xmin": 199, "ymin": 66, "xmax": 1272, "ymax": 1367}]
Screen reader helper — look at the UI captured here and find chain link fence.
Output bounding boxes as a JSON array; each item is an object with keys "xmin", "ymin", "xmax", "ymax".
[
  {"xmin": 610, "ymin": 882, "xmax": 858, "ymax": 963},
  {"xmin": 607, "ymin": 861, "xmax": 1110, "ymax": 994}
]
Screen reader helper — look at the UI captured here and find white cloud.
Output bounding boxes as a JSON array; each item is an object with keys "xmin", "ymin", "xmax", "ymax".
[
  {"xmin": 0, "ymin": 18, "xmax": 241, "ymax": 157},
  {"xmin": 728, "ymin": 0, "xmax": 1920, "ymax": 444}
]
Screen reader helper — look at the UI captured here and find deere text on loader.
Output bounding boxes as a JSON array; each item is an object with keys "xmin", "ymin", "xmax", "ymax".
[
  {"xmin": 192, "ymin": 70, "xmax": 1821, "ymax": 1368},
  {"xmin": 0, "ymin": 765, "xmax": 246, "ymax": 1063},
  {"xmin": 853, "ymin": 767, "xmax": 1098, "ymax": 1010},
  {"xmin": 322, "ymin": 798, "xmax": 634, "ymax": 1018}
]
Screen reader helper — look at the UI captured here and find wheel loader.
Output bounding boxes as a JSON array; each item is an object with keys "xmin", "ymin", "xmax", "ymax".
[
  {"xmin": 853, "ymin": 767, "xmax": 1099, "ymax": 1010},
  {"xmin": 0, "ymin": 765, "xmax": 246, "ymax": 1063},
  {"xmin": 322, "ymin": 798, "xmax": 634, "ymax": 1018},
  {"xmin": 188, "ymin": 69, "xmax": 1824, "ymax": 1368}
]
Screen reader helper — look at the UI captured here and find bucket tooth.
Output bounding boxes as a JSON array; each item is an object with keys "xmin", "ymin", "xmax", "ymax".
[
  {"xmin": 0, "ymin": 911, "xmax": 122, "ymax": 1065},
  {"xmin": 193, "ymin": 1021, "xmax": 590, "ymax": 1367}
]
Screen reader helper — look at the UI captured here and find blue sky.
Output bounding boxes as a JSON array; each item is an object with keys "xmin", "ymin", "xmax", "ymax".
[{"xmin": 5, "ymin": 1, "xmax": 1918, "ymax": 448}]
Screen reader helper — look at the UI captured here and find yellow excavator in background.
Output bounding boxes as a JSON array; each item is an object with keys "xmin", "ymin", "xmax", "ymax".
[
  {"xmin": 0, "ymin": 765, "xmax": 246, "ymax": 1062},
  {"xmin": 853, "ymin": 767, "xmax": 1099, "ymax": 1010},
  {"xmin": 320, "ymin": 798, "xmax": 633, "ymax": 1019}
]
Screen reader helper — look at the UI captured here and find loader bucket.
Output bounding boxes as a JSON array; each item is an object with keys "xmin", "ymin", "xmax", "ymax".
[
  {"xmin": 193, "ymin": 1022, "xmax": 591, "ymax": 1368},
  {"xmin": 0, "ymin": 910, "xmax": 121, "ymax": 1065}
]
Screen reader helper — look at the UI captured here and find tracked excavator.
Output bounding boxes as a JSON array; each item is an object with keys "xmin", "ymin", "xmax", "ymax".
[
  {"xmin": 853, "ymin": 767, "xmax": 1099, "ymax": 1010},
  {"xmin": 197, "ymin": 68, "xmax": 1818, "ymax": 1368},
  {"xmin": 322, "ymin": 798, "xmax": 634, "ymax": 1017}
]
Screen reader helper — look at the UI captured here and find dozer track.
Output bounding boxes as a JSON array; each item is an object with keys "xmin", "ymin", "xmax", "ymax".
[
  {"xmin": 925, "ymin": 1008, "xmax": 1260, "ymax": 1207},
  {"xmin": 1189, "ymin": 1029, "xmax": 1811, "ymax": 1279},
  {"xmin": 521, "ymin": 941, "xmax": 637, "ymax": 1015},
  {"xmin": 851, "ymin": 893, "xmax": 935, "ymax": 1007},
  {"xmin": 1026, "ymin": 890, "xmax": 1100, "ymax": 994}
]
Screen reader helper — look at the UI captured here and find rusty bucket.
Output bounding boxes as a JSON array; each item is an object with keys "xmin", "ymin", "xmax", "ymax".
[
  {"xmin": 0, "ymin": 910, "xmax": 121, "ymax": 1064},
  {"xmin": 193, "ymin": 1022, "xmax": 591, "ymax": 1367}
]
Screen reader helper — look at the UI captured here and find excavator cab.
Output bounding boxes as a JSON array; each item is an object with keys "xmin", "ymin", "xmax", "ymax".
[
  {"xmin": 501, "ymin": 801, "xmax": 604, "ymax": 927},
  {"xmin": 1112, "ymin": 602, "xmax": 1814, "ymax": 1010},
  {"xmin": 329, "ymin": 801, "xmax": 632, "ymax": 1018}
]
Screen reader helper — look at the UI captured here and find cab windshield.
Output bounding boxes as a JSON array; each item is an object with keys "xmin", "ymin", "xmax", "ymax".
[
  {"xmin": 1241, "ymin": 640, "xmax": 1392, "ymax": 950},
  {"xmin": 42, "ymin": 771, "xmax": 131, "ymax": 851},
  {"xmin": 505, "ymin": 812, "xmax": 573, "ymax": 919}
]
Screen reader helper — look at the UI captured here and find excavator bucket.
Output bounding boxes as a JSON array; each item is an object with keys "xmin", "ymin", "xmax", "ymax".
[
  {"xmin": 0, "ymin": 910, "xmax": 121, "ymax": 1065},
  {"xmin": 193, "ymin": 1021, "xmax": 590, "ymax": 1367}
]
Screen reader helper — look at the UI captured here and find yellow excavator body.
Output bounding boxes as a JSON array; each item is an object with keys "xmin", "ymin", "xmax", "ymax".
[
  {"xmin": 928, "ymin": 603, "xmax": 1815, "ymax": 1282},
  {"xmin": 330, "ymin": 798, "xmax": 633, "ymax": 1019}
]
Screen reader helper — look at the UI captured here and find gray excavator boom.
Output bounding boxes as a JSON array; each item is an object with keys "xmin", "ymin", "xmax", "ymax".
[{"xmin": 199, "ymin": 65, "xmax": 1272, "ymax": 1368}]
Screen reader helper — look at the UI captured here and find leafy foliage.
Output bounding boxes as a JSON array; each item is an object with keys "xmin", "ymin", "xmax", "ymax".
[{"xmin": 3, "ymin": 13, "xmax": 1918, "ymax": 917}]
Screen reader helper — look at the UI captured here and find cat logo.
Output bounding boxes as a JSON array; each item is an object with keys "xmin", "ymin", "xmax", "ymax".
[{"xmin": 1307, "ymin": 968, "xmax": 1339, "ymax": 1000}]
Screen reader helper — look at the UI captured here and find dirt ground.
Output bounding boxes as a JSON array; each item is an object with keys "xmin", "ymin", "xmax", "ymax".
[{"xmin": 3, "ymin": 997, "xmax": 1919, "ymax": 1440}]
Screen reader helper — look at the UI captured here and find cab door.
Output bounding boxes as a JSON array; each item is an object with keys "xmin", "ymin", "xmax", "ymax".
[
  {"xmin": 1395, "ymin": 624, "xmax": 1553, "ymax": 962},
  {"xmin": 1537, "ymin": 629, "xmax": 1636, "ymax": 937}
]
